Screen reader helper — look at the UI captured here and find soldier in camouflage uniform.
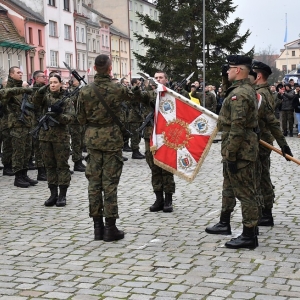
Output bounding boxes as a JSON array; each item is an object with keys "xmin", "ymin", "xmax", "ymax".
[
  {"xmin": 127, "ymin": 78, "xmax": 145, "ymax": 159},
  {"xmin": 190, "ymin": 85, "xmax": 217, "ymax": 113},
  {"xmin": 205, "ymin": 55, "xmax": 259, "ymax": 249},
  {"xmin": 77, "ymin": 55, "xmax": 136, "ymax": 242},
  {"xmin": 138, "ymin": 72, "xmax": 176, "ymax": 213},
  {"xmin": 32, "ymin": 74, "xmax": 76, "ymax": 207},
  {"xmin": 68, "ymin": 78, "xmax": 86, "ymax": 172},
  {"xmin": 1, "ymin": 67, "xmax": 37, "ymax": 188},
  {"xmin": 251, "ymin": 61, "xmax": 293, "ymax": 227},
  {"xmin": 31, "ymin": 70, "xmax": 47, "ymax": 181}
]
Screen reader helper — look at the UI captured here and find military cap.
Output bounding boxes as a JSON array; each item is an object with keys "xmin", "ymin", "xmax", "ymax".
[
  {"xmin": 252, "ymin": 61, "xmax": 272, "ymax": 75},
  {"xmin": 226, "ymin": 55, "xmax": 252, "ymax": 66}
]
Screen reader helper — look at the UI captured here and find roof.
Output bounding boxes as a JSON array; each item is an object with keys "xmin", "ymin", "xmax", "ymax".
[
  {"xmin": 86, "ymin": 19, "xmax": 100, "ymax": 28},
  {"xmin": 110, "ymin": 25, "xmax": 129, "ymax": 39},
  {"xmin": 0, "ymin": 5, "xmax": 34, "ymax": 52},
  {"xmin": 0, "ymin": 0, "xmax": 46, "ymax": 25},
  {"xmin": 82, "ymin": 3, "xmax": 113, "ymax": 24}
]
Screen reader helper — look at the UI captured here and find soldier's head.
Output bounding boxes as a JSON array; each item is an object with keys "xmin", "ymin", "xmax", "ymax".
[
  {"xmin": 270, "ymin": 85, "xmax": 276, "ymax": 93},
  {"xmin": 49, "ymin": 74, "xmax": 62, "ymax": 92},
  {"xmin": 154, "ymin": 70, "xmax": 168, "ymax": 85},
  {"xmin": 33, "ymin": 70, "xmax": 47, "ymax": 85},
  {"xmin": 252, "ymin": 61, "xmax": 272, "ymax": 84},
  {"xmin": 226, "ymin": 55, "xmax": 251, "ymax": 82},
  {"xmin": 120, "ymin": 77, "xmax": 129, "ymax": 86},
  {"xmin": 9, "ymin": 66, "xmax": 23, "ymax": 81},
  {"xmin": 94, "ymin": 54, "xmax": 112, "ymax": 75}
]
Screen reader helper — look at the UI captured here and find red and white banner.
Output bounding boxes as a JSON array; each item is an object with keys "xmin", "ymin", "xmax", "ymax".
[{"xmin": 150, "ymin": 84, "xmax": 218, "ymax": 182}]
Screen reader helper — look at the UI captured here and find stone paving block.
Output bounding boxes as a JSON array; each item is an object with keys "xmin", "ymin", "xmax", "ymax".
[
  {"xmin": 42, "ymin": 291, "xmax": 73, "ymax": 299},
  {"xmin": 231, "ymin": 292, "xmax": 256, "ymax": 299}
]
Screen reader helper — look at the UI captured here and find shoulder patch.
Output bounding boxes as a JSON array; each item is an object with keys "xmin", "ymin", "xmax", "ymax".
[{"xmin": 231, "ymin": 95, "xmax": 237, "ymax": 101}]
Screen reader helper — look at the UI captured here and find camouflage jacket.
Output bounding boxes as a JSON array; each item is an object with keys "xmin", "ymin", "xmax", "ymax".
[
  {"xmin": 127, "ymin": 89, "xmax": 144, "ymax": 123},
  {"xmin": 218, "ymin": 78, "xmax": 258, "ymax": 162},
  {"xmin": 255, "ymin": 84, "xmax": 287, "ymax": 148},
  {"xmin": 32, "ymin": 88, "xmax": 75, "ymax": 142},
  {"xmin": 191, "ymin": 90, "xmax": 217, "ymax": 112},
  {"xmin": 2, "ymin": 77, "xmax": 34, "ymax": 129},
  {"xmin": 77, "ymin": 73, "xmax": 134, "ymax": 151},
  {"xmin": 68, "ymin": 85, "xmax": 81, "ymax": 125}
]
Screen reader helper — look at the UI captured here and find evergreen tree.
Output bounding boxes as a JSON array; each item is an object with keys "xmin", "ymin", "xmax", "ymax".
[{"xmin": 134, "ymin": 0, "xmax": 253, "ymax": 85}]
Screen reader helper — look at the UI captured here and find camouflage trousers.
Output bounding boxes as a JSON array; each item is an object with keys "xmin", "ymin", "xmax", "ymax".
[
  {"xmin": 129, "ymin": 122, "xmax": 142, "ymax": 150},
  {"xmin": 281, "ymin": 110, "xmax": 294, "ymax": 132},
  {"xmin": 32, "ymin": 137, "xmax": 44, "ymax": 168},
  {"xmin": 145, "ymin": 138, "xmax": 175, "ymax": 194},
  {"xmin": 85, "ymin": 148, "xmax": 123, "ymax": 219},
  {"xmin": 10, "ymin": 127, "xmax": 32, "ymax": 173},
  {"xmin": 69, "ymin": 124, "xmax": 84, "ymax": 162},
  {"xmin": 39, "ymin": 140, "xmax": 71, "ymax": 186},
  {"xmin": 222, "ymin": 161, "xmax": 259, "ymax": 227},
  {"xmin": 1, "ymin": 127, "xmax": 12, "ymax": 166}
]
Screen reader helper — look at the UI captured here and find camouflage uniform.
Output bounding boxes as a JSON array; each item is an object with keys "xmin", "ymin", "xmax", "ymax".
[
  {"xmin": 1, "ymin": 77, "xmax": 34, "ymax": 173},
  {"xmin": 256, "ymin": 83, "xmax": 289, "ymax": 211},
  {"xmin": 32, "ymin": 89, "xmax": 75, "ymax": 186},
  {"xmin": 191, "ymin": 90, "xmax": 217, "ymax": 113},
  {"xmin": 77, "ymin": 73, "xmax": 134, "ymax": 219},
  {"xmin": 218, "ymin": 78, "xmax": 259, "ymax": 227},
  {"xmin": 141, "ymin": 88, "xmax": 176, "ymax": 194}
]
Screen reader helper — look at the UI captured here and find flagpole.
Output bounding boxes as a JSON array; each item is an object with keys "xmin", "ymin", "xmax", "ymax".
[
  {"xmin": 202, "ymin": 0, "xmax": 206, "ymax": 107},
  {"xmin": 285, "ymin": 13, "xmax": 288, "ymax": 73}
]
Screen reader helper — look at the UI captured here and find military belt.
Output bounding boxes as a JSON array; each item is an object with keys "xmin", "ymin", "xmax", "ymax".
[
  {"xmin": 87, "ymin": 122, "xmax": 114, "ymax": 128},
  {"xmin": 222, "ymin": 125, "xmax": 257, "ymax": 132}
]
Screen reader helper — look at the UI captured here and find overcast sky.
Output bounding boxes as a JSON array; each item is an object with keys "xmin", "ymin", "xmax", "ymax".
[{"xmin": 229, "ymin": 0, "xmax": 300, "ymax": 54}]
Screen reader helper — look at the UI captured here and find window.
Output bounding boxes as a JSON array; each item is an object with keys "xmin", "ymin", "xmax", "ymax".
[
  {"xmin": 65, "ymin": 53, "xmax": 72, "ymax": 68},
  {"xmin": 131, "ymin": 59, "xmax": 134, "ymax": 70},
  {"xmin": 64, "ymin": 24, "xmax": 72, "ymax": 40},
  {"xmin": 88, "ymin": 39, "xmax": 91, "ymax": 51},
  {"xmin": 140, "ymin": 23, "xmax": 143, "ymax": 31},
  {"xmin": 292, "ymin": 51, "xmax": 295, "ymax": 57},
  {"xmin": 28, "ymin": 27, "xmax": 33, "ymax": 44},
  {"xmin": 130, "ymin": 39, "xmax": 133, "ymax": 50},
  {"xmin": 135, "ymin": 3, "xmax": 137, "ymax": 12},
  {"xmin": 38, "ymin": 29, "xmax": 42, "ymax": 46},
  {"xmin": 49, "ymin": 21, "xmax": 57, "ymax": 37},
  {"xmin": 154, "ymin": 11, "xmax": 157, "ymax": 20},
  {"xmin": 129, "ymin": 20, "xmax": 133, "ymax": 30},
  {"xmin": 140, "ymin": 5, "xmax": 143, "ymax": 13},
  {"xmin": 82, "ymin": 54, "xmax": 85, "ymax": 70},
  {"xmin": 105, "ymin": 36, "xmax": 108, "ymax": 47},
  {"xmin": 93, "ymin": 39, "xmax": 96, "ymax": 52},
  {"xmin": 77, "ymin": 53, "xmax": 80, "ymax": 69},
  {"xmin": 135, "ymin": 40, "xmax": 139, "ymax": 50},
  {"xmin": 124, "ymin": 63, "xmax": 127, "ymax": 75},
  {"xmin": 76, "ymin": 27, "xmax": 79, "ymax": 41},
  {"xmin": 48, "ymin": 0, "xmax": 55, "ymax": 6},
  {"xmin": 39, "ymin": 57, "xmax": 43, "ymax": 70},
  {"xmin": 150, "ymin": 9, "xmax": 153, "ymax": 17},
  {"xmin": 97, "ymin": 41, "xmax": 100, "ymax": 52},
  {"xmin": 81, "ymin": 28, "xmax": 85, "ymax": 43},
  {"xmin": 7, "ymin": 53, "xmax": 12, "ymax": 69},
  {"xmin": 135, "ymin": 22, "xmax": 138, "ymax": 31},
  {"xmin": 282, "ymin": 65, "xmax": 287, "ymax": 72},
  {"xmin": 18, "ymin": 55, "xmax": 22, "ymax": 67},
  {"xmin": 102, "ymin": 35, "xmax": 104, "ymax": 46},
  {"xmin": 30, "ymin": 57, "xmax": 34, "ymax": 74},
  {"xmin": 120, "ymin": 41, "xmax": 123, "ymax": 51},
  {"xmin": 129, "ymin": 0, "xmax": 132, "ymax": 10},
  {"xmin": 50, "ymin": 50, "xmax": 58, "ymax": 67},
  {"xmin": 64, "ymin": 0, "xmax": 70, "ymax": 11},
  {"xmin": 122, "ymin": 62, "xmax": 124, "ymax": 75},
  {"xmin": 291, "ymin": 64, "xmax": 296, "ymax": 70},
  {"xmin": 124, "ymin": 42, "xmax": 126, "ymax": 52}
]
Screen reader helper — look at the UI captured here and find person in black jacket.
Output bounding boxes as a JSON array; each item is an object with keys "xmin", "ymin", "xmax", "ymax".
[{"xmin": 292, "ymin": 85, "xmax": 300, "ymax": 137}]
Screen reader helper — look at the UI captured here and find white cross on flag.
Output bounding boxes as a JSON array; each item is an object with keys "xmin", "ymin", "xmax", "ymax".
[{"xmin": 150, "ymin": 84, "xmax": 218, "ymax": 182}]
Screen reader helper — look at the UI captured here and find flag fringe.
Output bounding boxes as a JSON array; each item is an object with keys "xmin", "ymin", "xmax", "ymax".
[{"xmin": 153, "ymin": 127, "xmax": 219, "ymax": 182}]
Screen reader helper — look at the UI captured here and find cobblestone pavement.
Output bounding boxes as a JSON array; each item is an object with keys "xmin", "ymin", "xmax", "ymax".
[{"xmin": 0, "ymin": 136, "xmax": 300, "ymax": 300}]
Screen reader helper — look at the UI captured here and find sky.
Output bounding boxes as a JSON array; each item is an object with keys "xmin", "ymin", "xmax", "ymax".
[{"xmin": 229, "ymin": 0, "xmax": 300, "ymax": 54}]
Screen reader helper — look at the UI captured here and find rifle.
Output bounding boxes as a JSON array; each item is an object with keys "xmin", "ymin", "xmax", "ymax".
[
  {"xmin": 30, "ymin": 83, "xmax": 83, "ymax": 139},
  {"xmin": 19, "ymin": 93, "xmax": 34, "ymax": 124},
  {"xmin": 171, "ymin": 72, "xmax": 195, "ymax": 92},
  {"xmin": 136, "ymin": 111, "xmax": 154, "ymax": 138},
  {"xmin": 63, "ymin": 61, "xmax": 87, "ymax": 85}
]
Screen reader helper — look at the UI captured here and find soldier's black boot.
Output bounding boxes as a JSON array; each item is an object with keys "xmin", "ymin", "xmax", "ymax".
[
  {"xmin": 56, "ymin": 185, "xmax": 68, "ymax": 207},
  {"xmin": 163, "ymin": 193, "xmax": 173, "ymax": 212},
  {"xmin": 103, "ymin": 218, "xmax": 124, "ymax": 242},
  {"xmin": 225, "ymin": 225, "xmax": 258, "ymax": 249},
  {"xmin": 74, "ymin": 160, "xmax": 86, "ymax": 172},
  {"xmin": 205, "ymin": 211, "xmax": 232, "ymax": 235},
  {"xmin": 132, "ymin": 149, "xmax": 145, "ymax": 159},
  {"xmin": 123, "ymin": 142, "xmax": 132, "ymax": 152},
  {"xmin": 122, "ymin": 156, "xmax": 128, "ymax": 161},
  {"xmin": 258, "ymin": 208, "xmax": 274, "ymax": 226},
  {"xmin": 93, "ymin": 217, "xmax": 104, "ymax": 240},
  {"xmin": 28, "ymin": 157, "xmax": 36, "ymax": 170},
  {"xmin": 289, "ymin": 130, "xmax": 293, "ymax": 137},
  {"xmin": 283, "ymin": 130, "xmax": 287, "ymax": 136},
  {"xmin": 37, "ymin": 167, "xmax": 47, "ymax": 181},
  {"xmin": 23, "ymin": 169, "xmax": 38, "ymax": 186},
  {"xmin": 45, "ymin": 184, "xmax": 58, "ymax": 206},
  {"xmin": 150, "ymin": 191, "xmax": 164, "ymax": 212},
  {"xmin": 3, "ymin": 164, "xmax": 14, "ymax": 176},
  {"xmin": 14, "ymin": 170, "xmax": 30, "ymax": 188}
]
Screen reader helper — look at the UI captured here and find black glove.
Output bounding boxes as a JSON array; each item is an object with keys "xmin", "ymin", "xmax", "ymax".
[
  {"xmin": 221, "ymin": 64, "xmax": 229, "ymax": 76},
  {"xmin": 227, "ymin": 160, "xmax": 238, "ymax": 174},
  {"xmin": 48, "ymin": 104, "xmax": 63, "ymax": 114},
  {"xmin": 281, "ymin": 145, "xmax": 293, "ymax": 161}
]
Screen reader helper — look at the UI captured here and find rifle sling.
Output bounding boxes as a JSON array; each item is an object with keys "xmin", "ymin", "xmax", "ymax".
[{"xmin": 90, "ymin": 82, "xmax": 125, "ymax": 131}]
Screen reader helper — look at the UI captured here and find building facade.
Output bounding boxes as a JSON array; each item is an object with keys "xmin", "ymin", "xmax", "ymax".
[{"xmin": 276, "ymin": 39, "xmax": 300, "ymax": 73}]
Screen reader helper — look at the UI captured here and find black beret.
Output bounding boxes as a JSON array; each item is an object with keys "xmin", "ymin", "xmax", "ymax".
[
  {"xmin": 227, "ymin": 55, "xmax": 252, "ymax": 66},
  {"xmin": 252, "ymin": 61, "xmax": 272, "ymax": 75}
]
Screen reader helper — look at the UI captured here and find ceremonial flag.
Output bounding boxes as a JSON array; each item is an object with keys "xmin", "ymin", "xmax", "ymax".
[{"xmin": 150, "ymin": 84, "xmax": 218, "ymax": 182}]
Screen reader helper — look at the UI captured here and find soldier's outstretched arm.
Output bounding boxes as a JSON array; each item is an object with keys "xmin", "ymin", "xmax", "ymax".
[{"xmin": 0, "ymin": 87, "xmax": 33, "ymax": 103}]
